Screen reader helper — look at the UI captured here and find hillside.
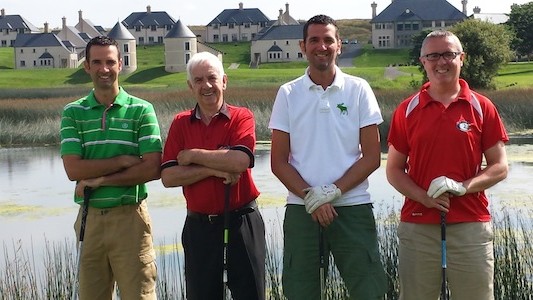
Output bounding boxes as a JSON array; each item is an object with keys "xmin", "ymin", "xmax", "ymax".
[{"xmin": 337, "ymin": 19, "xmax": 372, "ymax": 44}]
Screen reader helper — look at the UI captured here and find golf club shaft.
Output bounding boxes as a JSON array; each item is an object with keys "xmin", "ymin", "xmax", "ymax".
[
  {"xmin": 73, "ymin": 186, "xmax": 91, "ymax": 300},
  {"xmin": 223, "ymin": 184, "xmax": 231, "ymax": 299},
  {"xmin": 440, "ymin": 211, "xmax": 448, "ymax": 300},
  {"xmin": 319, "ymin": 225, "xmax": 325, "ymax": 300}
]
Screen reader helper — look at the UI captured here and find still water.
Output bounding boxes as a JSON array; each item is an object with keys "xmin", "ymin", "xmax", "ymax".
[{"xmin": 0, "ymin": 145, "xmax": 532, "ymax": 253}]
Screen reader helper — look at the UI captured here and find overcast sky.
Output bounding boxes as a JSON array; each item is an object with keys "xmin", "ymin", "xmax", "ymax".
[{"xmin": 2, "ymin": 0, "xmax": 529, "ymax": 29}]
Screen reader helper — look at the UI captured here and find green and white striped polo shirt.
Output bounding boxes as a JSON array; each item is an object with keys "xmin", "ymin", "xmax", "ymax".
[{"xmin": 60, "ymin": 87, "xmax": 162, "ymax": 208}]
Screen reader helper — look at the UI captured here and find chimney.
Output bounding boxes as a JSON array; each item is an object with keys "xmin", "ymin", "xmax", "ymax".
[
  {"xmin": 278, "ymin": 9, "xmax": 283, "ymax": 24},
  {"xmin": 285, "ymin": 3, "xmax": 290, "ymax": 15},
  {"xmin": 62, "ymin": 16, "xmax": 66, "ymax": 29},
  {"xmin": 78, "ymin": 10, "xmax": 84, "ymax": 32},
  {"xmin": 147, "ymin": 5, "xmax": 151, "ymax": 13},
  {"xmin": 473, "ymin": 6, "xmax": 481, "ymax": 14},
  {"xmin": 461, "ymin": 0, "xmax": 468, "ymax": 15},
  {"xmin": 44, "ymin": 22, "xmax": 49, "ymax": 33},
  {"xmin": 239, "ymin": 2, "xmax": 243, "ymax": 10},
  {"xmin": 371, "ymin": 2, "xmax": 377, "ymax": 18},
  {"xmin": 1, "ymin": 8, "xmax": 5, "ymax": 18}
]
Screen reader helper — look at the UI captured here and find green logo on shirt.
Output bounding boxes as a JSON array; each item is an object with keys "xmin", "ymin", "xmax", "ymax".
[{"xmin": 337, "ymin": 103, "xmax": 348, "ymax": 115}]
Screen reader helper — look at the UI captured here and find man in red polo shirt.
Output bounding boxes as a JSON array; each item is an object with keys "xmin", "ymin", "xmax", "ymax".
[
  {"xmin": 386, "ymin": 30, "xmax": 508, "ymax": 300},
  {"xmin": 161, "ymin": 51, "xmax": 265, "ymax": 300}
]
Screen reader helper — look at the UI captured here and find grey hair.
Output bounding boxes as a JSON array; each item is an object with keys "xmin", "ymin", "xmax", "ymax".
[
  {"xmin": 420, "ymin": 30, "xmax": 463, "ymax": 56},
  {"xmin": 186, "ymin": 52, "xmax": 224, "ymax": 81}
]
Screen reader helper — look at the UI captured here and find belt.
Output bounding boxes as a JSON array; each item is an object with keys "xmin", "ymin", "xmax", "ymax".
[{"xmin": 187, "ymin": 200, "xmax": 258, "ymax": 224}]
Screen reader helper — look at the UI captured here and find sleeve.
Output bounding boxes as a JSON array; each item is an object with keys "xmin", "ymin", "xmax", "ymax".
[
  {"xmin": 230, "ymin": 108, "xmax": 256, "ymax": 168},
  {"xmin": 357, "ymin": 79, "xmax": 384, "ymax": 128},
  {"xmin": 138, "ymin": 102, "xmax": 162, "ymax": 155},
  {"xmin": 268, "ymin": 85, "xmax": 290, "ymax": 133},
  {"xmin": 60, "ymin": 104, "xmax": 83, "ymax": 157},
  {"xmin": 387, "ymin": 103, "xmax": 410, "ymax": 155},
  {"xmin": 481, "ymin": 98, "xmax": 509, "ymax": 151}
]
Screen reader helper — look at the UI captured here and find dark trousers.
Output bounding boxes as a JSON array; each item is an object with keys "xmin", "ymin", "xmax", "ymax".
[{"xmin": 182, "ymin": 208, "xmax": 266, "ymax": 300}]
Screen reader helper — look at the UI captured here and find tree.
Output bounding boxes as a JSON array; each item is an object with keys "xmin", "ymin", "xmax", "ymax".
[
  {"xmin": 506, "ymin": 2, "xmax": 533, "ymax": 59},
  {"xmin": 451, "ymin": 19, "xmax": 514, "ymax": 89}
]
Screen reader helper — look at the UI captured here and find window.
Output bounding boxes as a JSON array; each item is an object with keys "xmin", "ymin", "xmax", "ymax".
[
  {"xmin": 33, "ymin": 49, "xmax": 36, "ymax": 53},
  {"xmin": 241, "ymin": 34, "xmax": 248, "ymax": 41},
  {"xmin": 251, "ymin": 33, "xmax": 256, "ymax": 39},
  {"xmin": 151, "ymin": 25, "xmax": 157, "ymax": 31},
  {"xmin": 185, "ymin": 53, "xmax": 191, "ymax": 64},
  {"xmin": 157, "ymin": 36, "xmax": 164, "ymax": 43},
  {"xmin": 136, "ymin": 26, "xmax": 141, "ymax": 32},
  {"xmin": 213, "ymin": 24, "xmax": 219, "ymax": 29},
  {"xmin": 124, "ymin": 55, "xmax": 130, "ymax": 66},
  {"xmin": 222, "ymin": 34, "xmax": 228, "ymax": 42},
  {"xmin": 124, "ymin": 44, "xmax": 129, "ymax": 53},
  {"xmin": 20, "ymin": 49, "xmax": 23, "ymax": 53},
  {"xmin": 1, "ymin": 40, "xmax": 6, "ymax": 46},
  {"xmin": 20, "ymin": 60, "xmax": 25, "ymax": 67},
  {"xmin": 298, "ymin": 53, "xmax": 303, "ymax": 58},
  {"xmin": 245, "ymin": 23, "xmax": 250, "ymax": 28},
  {"xmin": 213, "ymin": 34, "xmax": 219, "ymax": 42},
  {"xmin": 185, "ymin": 42, "xmax": 190, "ymax": 51},
  {"xmin": 397, "ymin": 24, "xmax": 404, "ymax": 31},
  {"xmin": 231, "ymin": 34, "xmax": 238, "ymax": 42},
  {"xmin": 229, "ymin": 23, "xmax": 235, "ymax": 29},
  {"xmin": 148, "ymin": 37, "xmax": 154, "ymax": 43},
  {"xmin": 139, "ymin": 37, "xmax": 144, "ymax": 44},
  {"xmin": 286, "ymin": 41, "xmax": 289, "ymax": 45},
  {"xmin": 286, "ymin": 53, "xmax": 290, "ymax": 59}
]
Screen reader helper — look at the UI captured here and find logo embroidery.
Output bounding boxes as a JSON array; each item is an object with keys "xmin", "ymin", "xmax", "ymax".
[
  {"xmin": 337, "ymin": 103, "xmax": 348, "ymax": 115},
  {"xmin": 456, "ymin": 120, "xmax": 471, "ymax": 132}
]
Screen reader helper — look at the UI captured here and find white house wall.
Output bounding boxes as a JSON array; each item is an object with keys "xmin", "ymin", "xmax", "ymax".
[
  {"xmin": 206, "ymin": 24, "xmax": 266, "ymax": 43},
  {"xmin": 164, "ymin": 37, "xmax": 197, "ymax": 73},
  {"xmin": 250, "ymin": 39, "xmax": 303, "ymax": 64},
  {"xmin": 14, "ymin": 46, "xmax": 76, "ymax": 69}
]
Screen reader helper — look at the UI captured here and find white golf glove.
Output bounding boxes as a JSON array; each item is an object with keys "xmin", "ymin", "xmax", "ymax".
[
  {"xmin": 427, "ymin": 176, "xmax": 466, "ymax": 198},
  {"xmin": 303, "ymin": 184, "xmax": 342, "ymax": 214}
]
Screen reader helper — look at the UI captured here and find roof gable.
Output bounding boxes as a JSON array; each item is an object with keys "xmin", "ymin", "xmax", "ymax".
[
  {"xmin": 255, "ymin": 24, "xmax": 304, "ymax": 41},
  {"xmin": 14, "ymin": 33, "xmax": 67, "ymax": 48},
  {"xmin": 122, "ymin": 11, "xmax": 176, "ymax": 27},
  {"xmin": 208, "ymin": 8, "xmax": 270, "ymax": 25},
  {"xmin": 0, "ymin": 15, "xmax": 40, "ymax": 32},
  {"xmin": 371, "ymin": 0, "xmax": 466, "ymax": 23}
]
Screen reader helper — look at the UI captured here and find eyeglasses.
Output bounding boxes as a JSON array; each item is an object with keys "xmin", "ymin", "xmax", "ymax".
[{"xmin": 422, "ymin": 51, "xmax": 462, "ymax": 61}]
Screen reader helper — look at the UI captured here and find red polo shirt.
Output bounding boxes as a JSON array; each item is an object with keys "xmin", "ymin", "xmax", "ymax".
[
  {"xmin": 162, "ymin": 103, "xmax": 260, "ymax": 214},
  {"xmin": 388, "ymin": 79, "xmax": 508, "ymax": 224}
]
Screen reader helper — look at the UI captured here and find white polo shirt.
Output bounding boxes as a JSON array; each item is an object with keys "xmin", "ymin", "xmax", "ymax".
[{"xmin": 269, "ymin": 66, "xmax": 383, "ymax": 206}]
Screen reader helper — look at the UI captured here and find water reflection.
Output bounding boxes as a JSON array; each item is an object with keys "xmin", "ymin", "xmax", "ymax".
[{"xmin": 0, "ymin": 145, "xmax": 532, "ymax": 252}]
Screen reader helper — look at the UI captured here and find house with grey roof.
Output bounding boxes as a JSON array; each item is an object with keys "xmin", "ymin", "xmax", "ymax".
[
  {"xmin": 250, "ymin": 23, "xmax": 304, "ymax": 67},
  {"xmin": 13, "ymin": 28, "xmax": 78, "ymax": 69},
  {"xmin": 206, "ymin": 2, "xmax": 270, "ymax": 43},
  {"xmin": 0, "ymin": 8, "xmax": 40, "ymax": 47},
  {"xmin": 122, "ymin": 5, "xmax": 176, "ymax": 45},
  {"xmin": 107, "ymin": 21, "xmax": 137, "ymax": 75},
  {"xmin": 164, "ymin": 19, "xmax": 223, "ymax": 73},
  {"xmin": 370, "ymin": 0, "xmax": 467, "ymax": 49}
]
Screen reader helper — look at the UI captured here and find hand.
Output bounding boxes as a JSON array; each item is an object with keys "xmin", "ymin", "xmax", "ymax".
[
  {"xmin": 177, "ymin": 149, "xmax": 195, "ymax": 166},
  {"xmin": 303, "ymin": 184, "xmax": 342, "ymax": 214},
  {"xmin": 75, "ymin": 177, "xmax": 104, "ymax": 197},
  {"xmin": 427, "ymin": 176, "xmax": 466, "ymax": 198}
]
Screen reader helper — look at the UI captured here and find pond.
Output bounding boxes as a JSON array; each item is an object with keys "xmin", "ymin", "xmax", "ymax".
[{"xmin": 0, "ymin": 144, "xmax": 532, "ymax": 257}]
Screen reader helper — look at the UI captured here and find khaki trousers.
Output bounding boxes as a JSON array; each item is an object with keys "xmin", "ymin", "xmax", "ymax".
[
  {"xmin": 398, "ymin": 221, "xmax": 493, "ymax": 300},
  {"xmin": 74, "ymin": 201, "xmax": 157, "ymax": 300}
]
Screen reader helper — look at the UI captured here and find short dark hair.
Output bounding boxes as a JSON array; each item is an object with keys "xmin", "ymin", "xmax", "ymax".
[
  {"xmin": 303, "ymin": 14, "xmax": 339, "ymax": 41},
  {"xmin": 85, "ymin": 36, "xmax": 120, "ymax": 61}
]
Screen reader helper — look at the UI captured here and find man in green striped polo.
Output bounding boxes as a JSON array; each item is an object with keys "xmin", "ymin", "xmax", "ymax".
[{"xmin": 60, "ymin": 36, "xmax": 161, "ymax": 300}]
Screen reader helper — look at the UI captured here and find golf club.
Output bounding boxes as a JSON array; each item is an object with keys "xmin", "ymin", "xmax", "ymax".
[
  {"xmin": 319, "ymin": 225, "xmax": 326, "ymax": 300},
  {"xmin": 222, "ymin": 184, "xmax": 231, "ymax": 300},
  {"xmin": 72, "ymin": 186, "xmax": 91, "ymax": 300},
  {"xmin": 440, "ymin": 211, "xmax": 449, "ymax": 300}
]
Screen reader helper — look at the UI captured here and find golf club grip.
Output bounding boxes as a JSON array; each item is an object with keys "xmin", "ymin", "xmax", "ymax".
[{"xmin": 79, "ymin": 187, "xmax": 91, "ymax": 242}]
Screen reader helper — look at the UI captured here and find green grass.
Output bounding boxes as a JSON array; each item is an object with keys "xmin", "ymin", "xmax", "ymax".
[
  {"xmin": 355, "ymin": 45, "xmax": 412, "ymax": 68},
  {"xmin": 0, "ymin": 47, "xmax": 14, "ymax": 69}
]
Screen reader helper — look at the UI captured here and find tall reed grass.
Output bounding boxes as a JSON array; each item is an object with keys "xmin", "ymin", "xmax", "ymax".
[
  {"xmin": 1, "ymin": 204, "xmax": 532, "ymax": 299},
  {"xmin": 1, "ymin": 87, "xmax": 532, "ymax": 148}
]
